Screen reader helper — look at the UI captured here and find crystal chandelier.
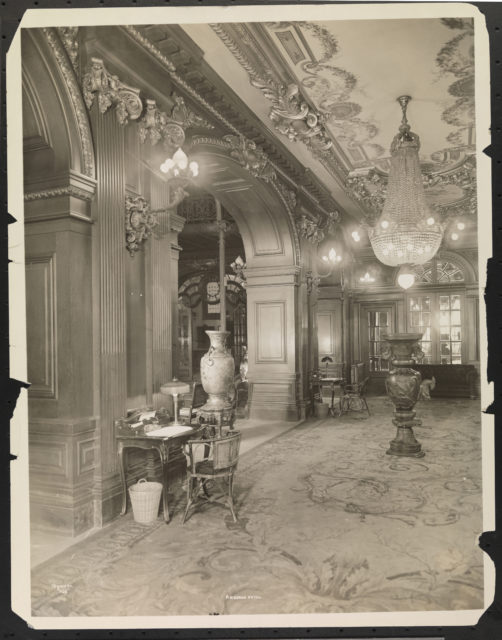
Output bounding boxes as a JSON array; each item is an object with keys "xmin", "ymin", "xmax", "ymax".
[{"xmin": 368, "ymin": 96, "xmax": 443, "ymax": 269}]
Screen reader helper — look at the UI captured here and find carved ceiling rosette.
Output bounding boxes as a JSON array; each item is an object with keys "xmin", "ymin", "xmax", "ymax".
[
  {"xmin": 83, "ymin": 57, "xmax": 143, "ymax": 125},
  {"xmin": 223, "ymin": 134, "xmax": 276, "ymax": 181},
  {"xmin": 125, "ymin": 195, "xmax": 157, "ymax": 256}
]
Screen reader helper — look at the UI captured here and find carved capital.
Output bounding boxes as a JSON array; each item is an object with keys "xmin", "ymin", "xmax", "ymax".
[
  {"xmin": 296, "ymin": 214, "xmax": 324, "ymax": 245},
  {"xmin": 83, "ymin": 57, "xmax": 143, "ymax": 125},
  {"xmin": 125, "ymin": 195, "xmax": 157, "ymax": 256},
  {"xmin": 137, "ymin": 98, "xmax": 185, "ymax": 148}
]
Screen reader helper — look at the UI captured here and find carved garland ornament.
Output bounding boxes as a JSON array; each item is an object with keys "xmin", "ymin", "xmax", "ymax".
[
  {"xmin": 138, "ymin": 95, "xmax": 213, "ymax": 148},
  {"xmin": 223, "ymin": 134, "xmax": 277, "ymax": 181},
  {"xmin": 56, "ymin": 27, "xmax": 79, "ymax": 71},
  {"xmin": 24, "ymin": 185, "xmax": 94, "ymax": 202},
  {"xmin": 83, "ymin": 57, "xmax": 143, "ymax": 125},
  {"xmin": 125, "ymin": 195, "xmax": 157, "ymax": 256},
  {"xmin": 43, "ymin": 28, "xmax": 95, "ymax": 178}
]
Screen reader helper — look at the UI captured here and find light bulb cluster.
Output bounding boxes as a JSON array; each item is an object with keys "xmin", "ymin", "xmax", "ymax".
[
  {"xmin": 359, "ymin": 272, "xmax": 375, "ymax": 284},
  {"xmin": 450, "ymin": 220, "xmax": 466, "ymax": 241},
  {"xmin": 322, "ymin": 247, "xmax": 343, "ymax": 264},
  {"xmin": 160, "ymin": 147, "xmax": 199, "ymax": 178}
]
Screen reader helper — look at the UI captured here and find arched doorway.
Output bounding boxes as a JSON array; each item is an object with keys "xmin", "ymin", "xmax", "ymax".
[{"xmin": 183, "ymin": 140, "xmax": 303, "ymax": 420}]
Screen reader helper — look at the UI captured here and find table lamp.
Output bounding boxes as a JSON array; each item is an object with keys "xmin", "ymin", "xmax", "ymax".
[{"xmin": 160, "ymin": 378, "xmax": 191, "ymax": 427}]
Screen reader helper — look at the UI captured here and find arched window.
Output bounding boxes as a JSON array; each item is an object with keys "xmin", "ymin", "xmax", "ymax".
[
  {"xmin": 407, "ymin": 257, "xmax": 465, "ymax": 365},
  {"xmin": 412, "ymin": 259, "xmax": 465, "ymax": 285}
]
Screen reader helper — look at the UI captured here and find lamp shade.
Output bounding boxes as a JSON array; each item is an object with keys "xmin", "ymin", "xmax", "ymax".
[
  {"xmin": 369, "ymin": 96, "xmax": 443, "ymax": 267},
  {"xmin": 160, "ymin": 378, "xmax": 190, "ymax": 396}
]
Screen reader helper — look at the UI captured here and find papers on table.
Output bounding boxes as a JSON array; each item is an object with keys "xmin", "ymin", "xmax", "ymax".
[
  {"xmin": 138, "ymin": 410, "xmax": 157, "ymax": 421},
  {"xmin": 146, "ymin": 425, "xmax": 194, "ymax": 438}
]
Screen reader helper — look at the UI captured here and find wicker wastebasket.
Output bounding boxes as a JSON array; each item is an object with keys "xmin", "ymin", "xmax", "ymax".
[{"xmin": 128, "ymin": 478, "xmax": 163, "ymax": 524}]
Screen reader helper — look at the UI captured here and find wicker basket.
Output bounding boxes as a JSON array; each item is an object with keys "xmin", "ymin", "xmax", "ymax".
[{"xmin": 128, "ymin": 478, "xmax": 163, "ymax": 524}]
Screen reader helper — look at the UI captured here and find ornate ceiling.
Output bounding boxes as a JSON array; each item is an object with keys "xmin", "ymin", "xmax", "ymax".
[{"xmin": 180, "ymin": 17, "xmax": 477, "ymax": 243}]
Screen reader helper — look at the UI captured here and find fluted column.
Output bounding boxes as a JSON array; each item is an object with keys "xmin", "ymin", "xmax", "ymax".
[{"xmin": 91, "ymin": 107, "xmax": 127, "ymax": 524}]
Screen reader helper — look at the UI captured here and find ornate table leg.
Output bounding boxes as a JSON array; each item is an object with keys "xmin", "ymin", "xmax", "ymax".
[
  {"xmin": 118, "ymin": 443, "xmax": 128, "ymax": 516},
  {"xmin": 158, "ymin": 443, "xmax": 170, "ymax": 523}
]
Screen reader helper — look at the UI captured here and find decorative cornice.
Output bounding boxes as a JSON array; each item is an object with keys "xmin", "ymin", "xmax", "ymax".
[
  {"xmin": 122, "ymin": 26, "xmax": 240, "ymax": 136},
  {"xmin": 43, "ymin": 27, "xmax": 95, "ymax": 178},
  {"xmin": 24, "ymin": 185, "xmax": 94, "ymax": 202},
  {"xmin": 83, "ymin": 57, "xmax": 143, "ymax": 125},
  {"xmin": 125, "ymin": 195, "xmax": 157, "ymax": 256}
]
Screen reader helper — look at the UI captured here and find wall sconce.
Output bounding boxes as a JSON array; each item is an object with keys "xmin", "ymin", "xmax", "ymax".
[
  {"xmin": 359, "ymin": 271, "xmax": 375, "ymax": 284},
  {"xmin": 160, "ymin": 147, "xmax": 199, "ymax": 179},
  {"xmin": 319, "ymin": 247, "xmax": 343, "ymax": 278}
]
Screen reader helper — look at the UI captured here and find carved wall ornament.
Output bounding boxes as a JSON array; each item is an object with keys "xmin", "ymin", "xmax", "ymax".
[
  {"xmin": 125, "ymin": 195, "xmax": 157, "ymax": 256},
  {"xmin": 170, "ymin": 94, "xmax": 214, "ymax": 131},
  {"xmin": 223, "ymin": 134, "xmax": 276, "ymax": 181},
  {"xmin": 56, "ymin": 27, "xmax": 79, "ymax": 72},
  {"xmin": 43, "ymin": 28, "xmax": 95, "ymax": 178},
  {"xmin": 275, "ymin": 181, "xmax": 298, "ymax": 212},
  {"xmin": 296, "ymin": 214, "xmax": 325, "ymax": 244},
  {"xmin": 305, "ymin": 270, "xmax": 321, "ymax": 295},
  {"xmin": 83, "ymin": 58, "xmax": 143, "ymax": 125}
]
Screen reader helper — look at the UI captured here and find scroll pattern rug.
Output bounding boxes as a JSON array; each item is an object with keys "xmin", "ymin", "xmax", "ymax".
[{"xmin": 31, "ymin": 397, "xmax": 485, "ymax": 617}]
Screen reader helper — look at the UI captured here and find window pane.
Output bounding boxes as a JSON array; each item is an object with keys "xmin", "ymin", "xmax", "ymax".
[
  {"xmin": 411, "ymin": 311, "xmax": 420, "ymax": 327},
  {"xmin": 440, "ymin": 342, "xmax": 451, "ymax": 356},
  {"xmin": 451, "ymin": 327, "xmax": 461, "ymax": 341},
  {"xmin": 423, "ymin": 327, "xmax": 431, "ymax": 341},
  {"xmin": 451, "ymin": 356, "xmax": 462, "ymax": 364},
  {"xmin": 451, "ymin": 295, "xmax": 461, "ymax": 310},
  {"xmin": 439, "ymin": 296, "xmax": 450, "ymax": 310},
  {"xmin": 451, "ymin": 310, "xmax": 461, "ymax": 326},
  {"xmin": 410, "ymin": 298, "xmax": 418, "ymax": 311},
  {"xmin": 379, "ymin": 312, "xmax": 388, "ymax": 327},
  {"xmin": 440, "ymin": 330, "xmax": 450, "ymax": 341},
  {"xmin": 423, "ymin": 297, "xmax": 431, "ymax": 311},
  {"xmin": 422, "ymin": 342, "xmax": 432, "ymax": 355},
  {"xmin": 452, "ymin": 342, "xmax": 462, "ymax": 355},
  {"xmin": 440, "ymin": 311, "xmax": 450, "ymax": 325},
  {"xmin": 422, "ymin": 312, "xmax": 431, "ymax": 326},
  {"xmin": 441, "ymin": 356, "xmax": 450, "ymax": 364}
]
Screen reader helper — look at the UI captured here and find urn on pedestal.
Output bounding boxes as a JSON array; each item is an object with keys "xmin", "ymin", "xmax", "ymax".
[
  {"xmin": 380, "ymin": 332, "xmax": 425, "ymax": 458},
  {"xmin": 200, "ymin": 330, "xmax": 235, "ymax": 412}
]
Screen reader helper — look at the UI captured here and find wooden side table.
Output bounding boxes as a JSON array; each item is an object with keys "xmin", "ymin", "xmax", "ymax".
[{"xmin": 116, "ymin": 429, "xmax": 197, "ymax": 523}]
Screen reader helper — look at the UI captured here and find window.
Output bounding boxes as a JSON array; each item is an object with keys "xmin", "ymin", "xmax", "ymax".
[
  {"xmin": 407, "ymin": 292, "xmax": 463, "ymax": 364},
  {"xmin": 439, "ymin": 294, "xmax": 462, "ymax": 364},
  {"xmin": 407, "ymin": 258, "xmax": 465, "ymax": 365},
  {"xmin": 409, "ymin": 296, "xmax": 432, "ymax": 363},
  {"xmin": 368, "ymin": 310, "xmax": 390, "ymax": 372}
]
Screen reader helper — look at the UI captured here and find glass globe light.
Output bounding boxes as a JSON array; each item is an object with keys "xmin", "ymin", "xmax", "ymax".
[{"xmin": 398, "ymin": 272, "xmax": 415, "ymax": 289}]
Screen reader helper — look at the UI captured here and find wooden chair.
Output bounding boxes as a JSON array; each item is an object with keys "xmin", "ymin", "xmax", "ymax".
[
  {"xmin": 179, "ymin": 382, "xmax": 208, "ymax": 426},
  {"xmin": 182, "ymin": 431, "xmax": 241, "ymax": 523},
  {"xmin": 340, "ymin": 376, "xmax": 370, "ymax": 417}
]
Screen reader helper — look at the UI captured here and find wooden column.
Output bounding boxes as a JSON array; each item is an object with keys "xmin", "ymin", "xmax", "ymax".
[{"xmin": 90, "ymin": 108, "xmax": 127, "ymax": 526}]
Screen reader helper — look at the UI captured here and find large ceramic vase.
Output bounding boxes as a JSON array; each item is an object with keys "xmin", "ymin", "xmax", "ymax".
[
  {"xmin": 381, "ymin": 332, "xmax": 425, "ymax": 458},
  {"xmin": 200, "ymin": 330, "xmax": 235, "ymax": 412}
]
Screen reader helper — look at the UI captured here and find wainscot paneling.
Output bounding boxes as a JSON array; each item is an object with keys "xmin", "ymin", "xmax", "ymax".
[{"xmin": 26, "ymin": 254, "xmax": 56, "ymax": 398}]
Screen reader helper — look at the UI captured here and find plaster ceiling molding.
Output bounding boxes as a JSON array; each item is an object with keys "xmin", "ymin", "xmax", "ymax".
[
  {"xmin": 210, "ymin": 23, "xmax": 349, "ymax": 183},
  {"xmin": 83, "ymin": 57, "xmax": 143, "ymax": 126},
  {"xmin": 223, "ymin": 134, "xmax": 276, "ymax": 182},
  {"xmin": 436, "ymin": 18, "xmax": 475, "ymax": 155},
  {"xmin": 56, "ymin": 27, "xmax": 79, "ymax": 72},
  {"xmin": 125, "ymin": 195, "xmax": 157, "ymax": 256},
  {"xmin": 42, "ymin": 27, "xmax": 95, "ymax": 179}
]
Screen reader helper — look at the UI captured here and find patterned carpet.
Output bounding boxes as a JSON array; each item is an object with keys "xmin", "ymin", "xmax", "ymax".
[{"xmin": 31, "ymin": 397, "xmax": 484, "ymax": 617}]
